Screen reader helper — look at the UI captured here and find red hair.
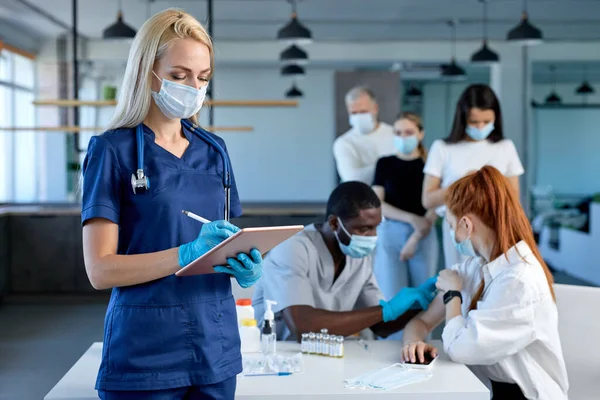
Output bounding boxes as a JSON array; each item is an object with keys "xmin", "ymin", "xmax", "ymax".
[{"xmin": 445, "ymin": 166, "xmax": 555, "ymax": 311}]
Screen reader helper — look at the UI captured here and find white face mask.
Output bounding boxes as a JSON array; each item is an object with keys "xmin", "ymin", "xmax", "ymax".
[
  {"xmin": 345, "ymin": 363, "xmax": 432, "ymax": 391},
  {"xmin": 349, "ymin": 113, "xmax": 376, "ymax": 134},
  {"xmin": 151, "ymin": 71, "xmax": 207, "ymax": 119}
]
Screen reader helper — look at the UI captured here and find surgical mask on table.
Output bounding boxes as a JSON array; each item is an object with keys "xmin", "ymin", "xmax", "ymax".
[
  {"xmin": 345, "ymin": 363, "xmax": 432, "ymax": 391},
  {"xmin": 335, "ymin": 219, "xmax": 378, "ymax": 258},
  {"xmin": 151, "ymin": 71, "xmax": 207, "ymax": 119},
  {"xmin": 394, "ymin": 136, "xmax": 419, "ymax": 155},
  {"xmin": 349, "ymin": 113, "xmax": 375, "ymax": 134},
  {"xmin": 466, "ymin": 122, "xmax": 494, "ymax": 141}
]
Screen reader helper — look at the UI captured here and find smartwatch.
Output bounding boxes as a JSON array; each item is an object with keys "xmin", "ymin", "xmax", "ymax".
[{"xmin": 443, "ymin": 290, "xmax": 463, "ymax": 305}]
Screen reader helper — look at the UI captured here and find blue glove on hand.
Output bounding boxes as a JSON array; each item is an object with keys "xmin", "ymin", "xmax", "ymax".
[
  {"xmin": 379, "ymin": 287, "xmax": 436, "ymax": 323},
  {"xmin": 178, "ymin": 220, "xmax": 241, "ymax": 267},
  {"xmin": 214, "ymin": 249, "xmax": 263, "ymax": 289},
  {"xmin": 418, "ymin": 275, "xmax": 438, "ymax": 297}
]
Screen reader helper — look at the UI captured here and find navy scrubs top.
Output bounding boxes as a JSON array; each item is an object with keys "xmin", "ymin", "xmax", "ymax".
[{"xmin": 81, "ymin": 124, "xmax": 243, "ymax": 391}]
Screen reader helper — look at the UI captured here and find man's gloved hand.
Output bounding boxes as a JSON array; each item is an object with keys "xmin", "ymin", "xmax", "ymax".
[
  {"xmin": 417, "ymin": 275, "xmax": 438, "ymax": 297},
  {"xmin": 379, "ymin": 287, "xmax": 436, "ymax": 323},
  {"xmin": 178, "ymin": 220, "xmax": 241, "ymax": 267},
  {"xmin": 214, "ymin": 249, "xmax": 263, "ymax": 288}
]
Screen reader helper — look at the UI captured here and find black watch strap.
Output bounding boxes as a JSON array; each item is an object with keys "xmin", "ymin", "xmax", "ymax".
[{"xmin": 443, "ymin": 290, "xmax": 463, "ymax": 305}]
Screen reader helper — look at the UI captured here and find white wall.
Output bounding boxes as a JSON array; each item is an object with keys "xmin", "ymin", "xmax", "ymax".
[
  {"xmin": 531, "ymin": 82, "xmax": 600, "ymax": 195},
  {"xmin": 198, "ymin": 66, "xmax": 336, "ymax": 202}
]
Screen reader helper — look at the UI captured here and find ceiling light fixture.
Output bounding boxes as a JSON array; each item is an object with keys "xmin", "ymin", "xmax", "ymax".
[
  {"xmin": 280, "ymin": 45, "xmax": 309, "ymax": 65},
  {"xmin": 285, "ymin": 83, "xmax": 303, "ymax": 98},
  {"xmin": 441, "ymin": 20, "xmax": 466, "ymax": 80},
  {"xmin": 281, "ymin": 64, "xmax": 305, "ymax": 77},
  {"xmin": 471, "ymin": 0, "xmax": 499, "ymax": 63},
  {"xmin": 507, "ymin": 0, "xmax": 543, "ymax": 45},
  {"xmin": 277, "ymin": 0, "xmax": 312, "ymax": 45},
  {"xmin": 103, "ymin": 0, "xmax": 136, "ymax": 39},
  {"xmin": 545, "ymin": 65, "xmax": 561, "ymax": 104}
]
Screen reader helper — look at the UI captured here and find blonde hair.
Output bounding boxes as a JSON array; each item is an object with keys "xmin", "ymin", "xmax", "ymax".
[
  {"xmin": 396, "ymin": 111, "xmax": 427, "ymax": 161},
  {"xmin": 105, "ymin": 8, "xmax": 213, "ymax": 130}
]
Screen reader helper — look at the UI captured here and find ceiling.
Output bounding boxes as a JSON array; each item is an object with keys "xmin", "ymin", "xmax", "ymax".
[{"xmin": 1, "ymin": 0, "xmax": 600, "ymax": 42}]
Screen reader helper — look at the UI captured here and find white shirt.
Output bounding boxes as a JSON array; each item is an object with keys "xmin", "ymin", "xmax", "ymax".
[
  {"xmin": 333, "ymin": 122, "xmax": 395, "ymax": 184},
  {"xmin": 252, "ymin": 224, "xmax": 383, "ymax": 341},
  {"xmin": 423, "ymin": 138, "xmax": 524, "ymax": 215},
  {"xmin": 442, "ymin": 241, "xmax": 569, "ymax": 400}
]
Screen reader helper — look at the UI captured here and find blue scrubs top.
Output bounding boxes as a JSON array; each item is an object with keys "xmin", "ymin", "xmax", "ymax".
[{"xmin": 81, "ymin": 124, "xmax": 243, "ymax": 391}]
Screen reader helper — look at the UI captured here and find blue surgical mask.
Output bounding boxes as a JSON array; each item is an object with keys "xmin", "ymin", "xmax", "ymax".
[
  {"xmin": 394, "ymin": 136, "xmax": 419, "ymax": 155},
  {"xmin": 335, "ymin": 219, "xmax": 377, "ymax": 258},
  {"xmin": 466, "ymin": 122, "xmax": 494, "ymax": 141},
  {"xmin": 449, "ymin": 220, "xmax": 477, "ymax": 257},
  {"xmin": 151, "ymin": 71, "xmax": 207, "ymax": 119}
]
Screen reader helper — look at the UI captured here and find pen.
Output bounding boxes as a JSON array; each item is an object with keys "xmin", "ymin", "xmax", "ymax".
[
  {"xmin": 244, "ymin": 372, "xmax": 292, "ymax": 377},
  {"xmin": 182, "ymin": 210, "xmax": 211, "ymax": 224}
]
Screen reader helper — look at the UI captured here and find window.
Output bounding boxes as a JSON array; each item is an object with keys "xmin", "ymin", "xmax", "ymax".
[{"xmin": 0, "ymin": 49, "xmax": 37, "ymax": 202}]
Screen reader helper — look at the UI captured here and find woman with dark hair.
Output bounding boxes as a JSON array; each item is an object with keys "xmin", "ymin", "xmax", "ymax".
[{"xmin": 422, "ymin": 84, "xmax": 524, "ymax": 269}]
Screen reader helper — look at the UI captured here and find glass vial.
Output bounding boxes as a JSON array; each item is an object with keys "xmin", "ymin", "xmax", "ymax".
[
  {"xmin": 301, "ymin": 333, "xmax": 308, "ymax": 353},
  {"xmin": 308, "ymin": 332, "xmax": 316, "ymax": 354}
]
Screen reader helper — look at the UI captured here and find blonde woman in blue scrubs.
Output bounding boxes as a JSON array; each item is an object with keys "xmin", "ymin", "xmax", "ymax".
[{"xmin": 81, "ymin": 9, "xmax": 261, "ymax": 399}]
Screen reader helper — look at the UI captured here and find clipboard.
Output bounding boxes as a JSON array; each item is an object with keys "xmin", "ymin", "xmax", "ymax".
[{"xmin": 176, "ymin": 225, "xmax": 304, "ymax": 277}]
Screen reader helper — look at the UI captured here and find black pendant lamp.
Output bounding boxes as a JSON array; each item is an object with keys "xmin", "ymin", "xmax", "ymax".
[
  {"xmin": 285, "ymin": 83, "xmax": 303, "ymax": 98},
  {"xmin": 575, "ymin": 65, "xmax": 595, "ymax": 96},
  {"xmin": 280, "ymin": 45, "xmax": 308, "ymax": 65},
  {"xmin": 507, "ymin": 0, "xmax": 543, "ymax": 45},
  {"xmin": 471, "ymin": 0, "xmax": 499, "ymax": 63},
  {"xmin": 103, "ymin": 0, "xmax": 136, "ymax": 39},
  {"xmin": 545, "ymin": 65, "xmax": 562, "ymax": 104},
  {"xmin": 406, "ymin": 85, "xmax": 423, "ymax": 98},
  {"xmin": 277, "ymin": 0, "xmax": 312, "ymax": 45},
  {"xmin": 441, "ymin": 20, "xmax": 466, "ymax": 80},
  {"xmin": 281, "ymin": 64, "xmax": 305, "ymax": 77}
]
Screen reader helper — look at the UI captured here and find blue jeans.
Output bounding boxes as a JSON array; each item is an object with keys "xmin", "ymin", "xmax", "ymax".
[
  {"xmin": 373, "ymin": 219, "xmax": 439, "ymax": 340},
  {"xmin": 98, "ymin": 376, "xmax": 237, "ymax": 400}
]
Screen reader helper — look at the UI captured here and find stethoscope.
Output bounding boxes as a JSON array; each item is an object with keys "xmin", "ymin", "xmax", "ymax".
[{"xmin": 131, "ymin": 119, "xmax": 232, "ymax": 221}]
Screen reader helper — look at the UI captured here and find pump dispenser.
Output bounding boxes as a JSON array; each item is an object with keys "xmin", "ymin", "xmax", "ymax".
[{"xmin": 261, "ymin": 300, "xmax": 277, "ymax": 355}]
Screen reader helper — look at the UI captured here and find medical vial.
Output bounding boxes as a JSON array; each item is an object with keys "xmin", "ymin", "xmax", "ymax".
[
  {"xmin": 336, "ymin": 336, "xmax": 344, "ymax": 358},
  {"xmin": 316, "ymin": 333, "xmax": 323, "ymax": 355},
  {"xmin": 321, "ymin": 328, "xmax": 328, "ymax": 335},
  {"xmin": 322, "ymin": 334, "xmax": 330, "ymax": 356},
  {"xmin": 308, "ymin": 332, "xmax": 316, "ymax": 354},
  {"xmin": 329, "ymin": 336, "xmax": 337, "ymax": 357},
  {"xmin": 301, "ymin": 333, "xmax": 308, "ymax": 353},
  {"xmin": 260, "ymin": 319, "xmax": 276, "ymax": 356}
]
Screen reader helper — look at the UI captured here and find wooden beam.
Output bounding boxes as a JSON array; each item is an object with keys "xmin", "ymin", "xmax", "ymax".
[
  {"xmin": 32, "ymin": 99, "xmax": 299, "ymax": 107},
  {"xmin": 0, "ymin": 40, "xmax": 36, "ymax": 60},
  {"xmin": 0, "ymin": 126, "xmax": 254, "ymax": 132}
]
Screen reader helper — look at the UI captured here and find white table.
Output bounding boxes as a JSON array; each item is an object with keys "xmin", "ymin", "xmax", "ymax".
[{"xmin": 45, "ymin": 340, "xmax": 489, "ymax": 400}]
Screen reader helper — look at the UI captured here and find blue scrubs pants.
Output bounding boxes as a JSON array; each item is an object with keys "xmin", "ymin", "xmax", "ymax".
[
  {"xmin": 373, "ymin": 219, "xmax": 439, "ymax": 340},
  {"xmin": 98, "ymin": 376, "xmax": 236, "ymax": 400}
]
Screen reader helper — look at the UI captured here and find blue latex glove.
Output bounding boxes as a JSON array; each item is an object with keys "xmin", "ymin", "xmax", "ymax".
[
  {"xmin": 213, "ymin": 249, "xmax": 263, "ymax": 289},
  {"xmin": 418, "ymin": 275, "xmax": 438, "ymax": 297},
  {"xmin": 379, "ymin": 287, "xmax": 436, "ymax": 323},
  {"xmin": 178, "ymin": 220, "xmax": 241, "ymax": 267}
]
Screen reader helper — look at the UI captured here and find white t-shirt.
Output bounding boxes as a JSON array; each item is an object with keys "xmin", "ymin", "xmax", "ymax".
[
  {"xmin": 423, "ymin": 138, "xmax": 524, "ymax": 215},
  {"xmin": 252, "ymin": 224, "xmax": 384, "ymax": 341},
  {"xmin": 442, "ymin": 241, "xmax": 569, "ymax": 400},
  {"xmin": 333, "ymin": 122, "xmax": 395, "ymax": 184}
]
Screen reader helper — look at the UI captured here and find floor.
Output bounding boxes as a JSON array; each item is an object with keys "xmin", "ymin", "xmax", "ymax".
[{"xmin": 0, "ymin": 270, "xmax": 592, "ymax": 400}]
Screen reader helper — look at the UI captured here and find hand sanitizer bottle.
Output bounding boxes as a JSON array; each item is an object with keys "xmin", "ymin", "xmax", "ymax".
[{"xmin": 261, "ymin": 300, "xmax": 277, "ymax": 355}]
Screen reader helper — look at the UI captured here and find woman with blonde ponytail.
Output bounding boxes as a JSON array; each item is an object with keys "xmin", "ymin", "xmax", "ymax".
[
  {"xmin": 80, "ymin": 9, "xmax": 261, "ymax": 399},
  {"xmin": 372, "ymin": 112, "xmax": 439, "ymax": 340},
  {"xmin": 400, "ymin": 166, "xmax": 568, "ymax": 400}
]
